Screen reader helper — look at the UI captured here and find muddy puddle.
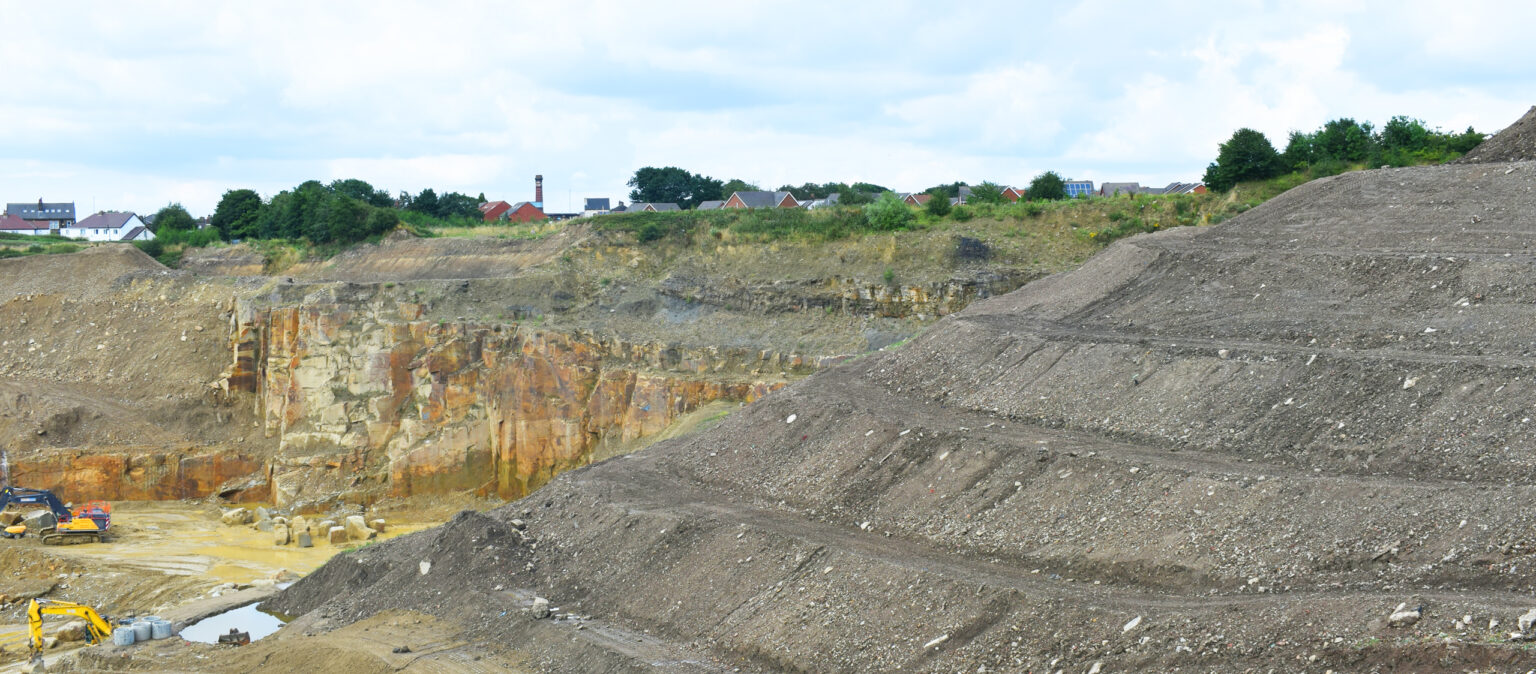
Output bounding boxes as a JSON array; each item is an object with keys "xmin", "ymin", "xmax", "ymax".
[
  {"xmin": 41, "ymin": 504, "xmax": 433, "ymax": 585},
  {"xmin": 180, "ymin": 602, "xmax": 292, "ymax": 644}
]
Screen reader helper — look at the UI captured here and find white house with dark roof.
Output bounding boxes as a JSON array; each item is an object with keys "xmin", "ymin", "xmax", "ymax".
[
  {"xmin": 0, "ymin": 213, "xmax": 51, "ymax": 235},
  {"xmin": 581, "ymin": 198, "xmax": 612, "ymax": 218},
  {"xmin": 69, "ymin": 212, "xmax": 155, "ymax": 242}
]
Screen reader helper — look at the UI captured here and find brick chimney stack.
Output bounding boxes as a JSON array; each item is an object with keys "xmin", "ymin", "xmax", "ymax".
[{"xmin": 535, "ymin": 175, "xmax": 543, "ymax": 208}]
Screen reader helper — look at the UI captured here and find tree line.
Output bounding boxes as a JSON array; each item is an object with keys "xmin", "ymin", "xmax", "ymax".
[
  {"xmin": 627, "ymin": 166, "xmax": 1093, "ymax": 210},
  {"xmin": 1203, "ymin": 116, "xmax": 1485, "ymax": 192},
  {"xmin": 194, "ymin": 179, "xmax": 487, "ymax": 245}
]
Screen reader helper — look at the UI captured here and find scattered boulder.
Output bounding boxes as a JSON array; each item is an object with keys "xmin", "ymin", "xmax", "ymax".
[
  {"xmin": 528, "ymin": 597, "xmax": 550, "ymax": 619},
  {"xmin": 368, "ymin": 518, "xmax": 386, "ymax": 533},
  {"xmin": 1519, "ymin": 608, "xmax": 1536, "ymax": 634},
  {"xmin": 254, "ymin": 506, "xmax": 269, "ymax": 521},
  {"xmin": 0, "ymin": 512, "xmax": 22, "ymax": 526},
  {"xmin": 290, "ymin": 516, "xmax": 307, "ymax": 534},
  {"xmin": 23, "ymin": 510, "xmax": 57, "ymax": 532},
  {"xmin": 272, "ymin": 516, "xmax": 288, "ymax": 526},
  {"xmin": 255, "ymin": 518, "xmax": 274, "ymax": 533},
  {"xmin": 318, "ymin": 520, "xmax": 336, "ymax": 536},
  {"xmin": 1388, "ymin": 603, "xmax": 1422, "ymax": 628},
  {"xmin": 344, "ymin": 515, "xmax": 377, "ymax": 541},
  {"xmin": 53, "ymin": 620, "xmax": 88, "ymax": 643},
  {"xmin": 221, "ymin": 508, "xmax": 252, "ymax": 526},
  {"xmin": 327, "ymin": 526, "xmax": 347, "ymax": 545},
  {"xmin": 272, "ymin": 524, "xmax": 289, "ymax": 546},
  {"xmin": 271, "ymin": 569, "xmax": 300, "ymax": 584},
  {"xmin": 296, "ymin": 532, "xmax": 313, "ymax": 548}
]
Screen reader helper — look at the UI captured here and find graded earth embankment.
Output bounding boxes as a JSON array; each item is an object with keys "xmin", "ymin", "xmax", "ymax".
[{"xmin": 267, "ymin": 123, "xmax": 1536, "ymax": 671}]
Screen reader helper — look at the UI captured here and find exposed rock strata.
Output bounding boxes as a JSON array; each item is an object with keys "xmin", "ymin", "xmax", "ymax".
[{"xmin": 230, "ymin": 300, "xmax": 794, "ymax": 507}]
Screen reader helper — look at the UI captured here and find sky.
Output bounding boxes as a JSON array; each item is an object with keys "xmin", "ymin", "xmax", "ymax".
[{"xmin": 1, "ymin": 1, "xmax": 1533, "ymax": 216}]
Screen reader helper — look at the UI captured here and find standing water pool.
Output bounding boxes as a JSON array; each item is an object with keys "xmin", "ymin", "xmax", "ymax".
[{"xmin": 178, "ymin": 603, "xmax": 292, "ymax": 644}]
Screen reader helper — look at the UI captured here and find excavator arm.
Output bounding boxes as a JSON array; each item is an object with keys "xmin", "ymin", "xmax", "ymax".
[{"xmin": 27, "ymin": 599, "xmax": 114, "ymax": 654}]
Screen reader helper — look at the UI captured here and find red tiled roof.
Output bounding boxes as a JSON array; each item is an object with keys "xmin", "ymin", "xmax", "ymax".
[{"xmin": 0, "ymin": 214, "xmax": 37, "ymax": 230}]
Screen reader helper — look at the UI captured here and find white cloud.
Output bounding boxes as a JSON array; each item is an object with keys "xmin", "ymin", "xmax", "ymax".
[{"xmin": 0, "ymin": 2, "xmax": 1533, "ymax": 215}]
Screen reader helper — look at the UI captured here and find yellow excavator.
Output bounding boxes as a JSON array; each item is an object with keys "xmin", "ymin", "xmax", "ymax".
[
  {"xmin": 0, "ymin": 487, "xmax": 110, "ymax": 545},
  {"xmin": 26, "ymin": 599, "xmax": 114, "ymax": 663}
]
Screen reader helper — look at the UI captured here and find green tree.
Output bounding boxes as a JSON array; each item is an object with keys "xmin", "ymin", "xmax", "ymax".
[
  {"xmin": 627, "ymin": 166, "xmax": 722, "ymax": 209},
  {"xmin": 864, "ymin": 192, "xmax": 914, "ymax": 231},
  {"xmin": 151, "ymin": 203, "xmax": 196, "ymax": 233},
  {"xmin": 924, "ymin": 192, "xmax": 951, "ymax": 217},
  {"xmin": 329, "ymin": 179, "xmax": 393, "ymax": 207},
  {"xmin": 1315, "ymin": 118, "xmax": 1374, "ymax": 163},
  {"xmin": 409, "ymin": 188, "xmax": 441, "ymax": 217},
  {"xmin": 720, "ymin": 178, "xmax": 759, "ymax": 196},
  {"xmin": 437, "ymin": 191, "xmax": 482, "ymax": 219},
  {"xmin": 969, "ymin": 181, "xmax": 1006, "ymax": 204},
  {"xmin": 1378, "ymin": 116, "xmax": 1430, "ymax": 152},
  {"xmin": 210, "ymin": 189, "xmax": 263, "ymax": 240},
  {"xmin": 1027, "ymin": 171, "xmax": 1068, "ymax": 201},
  {"xmin": 1203, "ymin": 128, "xmax": 1284, "ymax": 192},
  {"xmin": 922, "ymin": 181, "xmax": 970, "ymax": 199}
]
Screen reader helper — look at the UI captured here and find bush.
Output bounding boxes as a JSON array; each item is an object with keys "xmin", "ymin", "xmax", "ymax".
[
  {"xmin": 924, "ymin": 194, "xmax": 951, "ymax": 217},
  {"xmin": 951, "ymin": 205, "xmax": 974, "ymax": 222},
  {"xmin": 1022, "ymin": 202, "xmax": 1043, "ymax": 217},
  {"xmin": 134, "ymin": 239, "xmax": 165, "ymax": 259},
  {"xmin": 864, "ymin": 193, "xmax": 914, "ymax": 231},
  {"xmin": 45, "ymin": 243, "xmax": 81, "ymax": 255}
]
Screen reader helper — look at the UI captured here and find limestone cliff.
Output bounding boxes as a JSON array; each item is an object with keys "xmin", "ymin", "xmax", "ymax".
[{"xmin": 228, "ymin": 299, "xmax": 798, "ymax": 507}]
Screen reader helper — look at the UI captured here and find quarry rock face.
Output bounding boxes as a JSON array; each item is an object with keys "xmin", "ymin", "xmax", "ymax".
[
  {"xmin": 228, "ymin": 301, "xmax": 787, "ymax": 506},
  {"xmin": 9, "ymin": 449, "xmax": 268, "ymax": 502}
]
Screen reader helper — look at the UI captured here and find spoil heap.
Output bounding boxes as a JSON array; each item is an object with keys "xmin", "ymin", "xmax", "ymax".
[
  {"xmin": 1456, "ymin": 105, "xmax": 1536, "ymax": 164},
  {"xmin": 267, "ymin": 113, "xmax": 1536, "ymax": 671}
]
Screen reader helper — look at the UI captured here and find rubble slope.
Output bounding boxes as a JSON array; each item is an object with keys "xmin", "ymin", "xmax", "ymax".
[{"xmin": 272, "ymin": 143, "xmax": 1536, "ymax": 668}]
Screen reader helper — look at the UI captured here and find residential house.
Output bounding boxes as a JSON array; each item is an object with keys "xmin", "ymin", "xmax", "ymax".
[
  {"xmin": 5, "ymin": 200, "xmax": 76, "ymax": 231},
  {"xmin": 900, "ymin": 193, "xmax": 933, "ymax": 207},
  {"xmin": 1002, "ymin": 186, "xmax": 1026, "ymax": 202},
  {"xmin": 696, "ymin": 200, "xmax": 724, "ymax": 211},
  {"xmin": 802, "ymin": 193, "xmax": 841, "ymax": 209},
  {"xmin": 581, "ymin": 198, "xmax": 612, "ymax": 218},
  {"xmin": 627, "ymin": 202, "xmax": 681, "ymax": 212},
  {"xmin": 948, "ymin": 185, "xmax": 975, "ymax": 206},
  {"xmin": 480, "ymin": 201, "xmax": 511, "ymax": 221},
  {"xmin": 1063, "ymin": 180, "xmax": 1095, "ymax": 198},
  {"xmin": 1098, "ymin": 182, "xmax": 1142, "ymax": 197},
  {"xmin": 70, "ymin": 212, "xmax": 155, "ymax": 242},
  {"xmin": 0, "ymin": 213, "xmax": 49, "ymax": 236},
  {"xmin": 1160, "ymin": 182, "xmax": 1207, "ymax": 195},
  {"xmin": 722, "ymin": 191, "xmax": 798, "ymax": 209},
  {"xmin": 1096, "ymin": 181, "xmax": 1207, "ymax": 197}
]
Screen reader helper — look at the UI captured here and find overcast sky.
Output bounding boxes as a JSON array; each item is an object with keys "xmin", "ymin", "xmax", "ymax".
[{"xmin": 2, "ymin": 1, "xmax": 1532, "ymax": 215}]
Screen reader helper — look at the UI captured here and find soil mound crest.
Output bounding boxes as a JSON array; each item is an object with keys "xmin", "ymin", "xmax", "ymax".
[
  {"xmin": 288, "ymin": 226, "xmax": 587, "ymax": 283},
  {"xmin": 1456, "ymin": 105, "xmax": 1536, "ymax": 163},
  {"xmin": 0, "ymin": 244, "xmax": 165, "ymax": 298}
]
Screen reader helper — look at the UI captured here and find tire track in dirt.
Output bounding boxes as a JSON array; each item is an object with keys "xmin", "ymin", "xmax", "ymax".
[{"xmin": 575, "ymin": 457, "xmax": 1536, "ymax": 618}]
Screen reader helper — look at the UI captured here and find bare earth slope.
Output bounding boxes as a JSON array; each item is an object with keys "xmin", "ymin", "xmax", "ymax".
[
  {"xmin": 264, "ymin": 149, "xmax": 1536, "ymax": 670},
  {"xmin": 1457, "ymin": 105, "xmax": 1536, "ymax": 164}
]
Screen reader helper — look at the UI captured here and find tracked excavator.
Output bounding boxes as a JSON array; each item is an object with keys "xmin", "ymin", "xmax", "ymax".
[
  {"xmin": 0, "ymin": 487, "xmax": 110, "ymax": 545},
  {"xmin": 26, "ymin": 599, "xmax": 114, "ymax": 665}
]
